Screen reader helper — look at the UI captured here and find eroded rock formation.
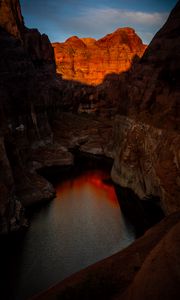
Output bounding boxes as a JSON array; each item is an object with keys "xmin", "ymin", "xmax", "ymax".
[
  {"xmin": 111, "ymin": 117, "xmax": 180, "ymax": 215},
  {"xmin": 0, "ymin": 0, "xmax": 60, "ymax": 232},
  {"xmin": 110, "ymin": 1, "xmax": 180, "ymax": 215},
  {"xmin": 53, "ymin": 28, "xmax": 146, "ymax": 85},
  {"xmin": 120, "ymin": 2, "xmax": 180, "ymax": 131}
]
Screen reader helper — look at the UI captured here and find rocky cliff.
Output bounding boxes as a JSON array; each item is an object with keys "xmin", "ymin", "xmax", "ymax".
[
  {"xmin": 111, "ymin": 1, "xmax": 180, "ymax": 215},
  {"xmin": 53, "ymin": 28, "xmax": 146, "ymax": 85},
  {"xmin": 111, "ymin": 117, "xmax": 180, "ymax": 215},
  {"xmin": 122, "ymin": 2, "xmax": 180, "ymax": 131},
  {"xmin": 0, "ymin": 0, "xmax": 24, "ymax": 38},
  {"xmin": 0, "ymin": 0, "xmax": 60, "ymax": 233}
]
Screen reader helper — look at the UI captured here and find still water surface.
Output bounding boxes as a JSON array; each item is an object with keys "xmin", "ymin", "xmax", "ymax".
[{"xmin": 2, "ymin": 168, "xmax": 135, "ymax": 300}]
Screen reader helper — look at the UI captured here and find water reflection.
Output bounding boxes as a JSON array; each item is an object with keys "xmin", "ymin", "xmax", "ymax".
[
  {"xmin": 3, "ymin": 169, "xmax": 135, "ymax": 300},
  {"xmin": 56, "ymin": 170, "xmax": 119, "ymax": 207}
]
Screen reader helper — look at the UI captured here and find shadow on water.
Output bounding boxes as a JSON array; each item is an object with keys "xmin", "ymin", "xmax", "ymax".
[
  {"xmin": 38, "ymin": 152, "xmax": 164, "ymax": 237},
  {"xmin": 115, "ymin": 186, "xmax": 164, "ymax": 237},
  {"xmin": 0, "ymin": 153, "xmax": 164, "ymax": 300}
]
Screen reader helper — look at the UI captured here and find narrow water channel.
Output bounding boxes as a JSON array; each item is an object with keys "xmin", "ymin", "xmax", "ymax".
[{"xmin": 1, "ymin": 160, "xmax": 136, "ymax": 300}]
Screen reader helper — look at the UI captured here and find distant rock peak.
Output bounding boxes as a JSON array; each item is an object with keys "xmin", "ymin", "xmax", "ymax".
[
  {"xmin": 65, "ymin": 35, "xmax": 80, "ymax": 43},
  {"xmin": 115, "ymin": 27, "xmax": 135, "ymax": 32},
  {"xmin": 80, "ymin": 37, "xmax": 96, "ymax": 46},
  {"xmin": 53, "ymin": 27, "xmax": 146, "ymax": 85}
]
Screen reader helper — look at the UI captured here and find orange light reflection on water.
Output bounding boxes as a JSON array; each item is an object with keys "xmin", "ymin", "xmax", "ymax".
[{"xmin": 55, "ymin": 170, "xmax": 119, "ymax": 207}]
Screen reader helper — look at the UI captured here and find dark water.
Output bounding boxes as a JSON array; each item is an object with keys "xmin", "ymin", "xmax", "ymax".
[{"xmin": 1, "ymin": 168, "xmax": 135, "ymax": 300}]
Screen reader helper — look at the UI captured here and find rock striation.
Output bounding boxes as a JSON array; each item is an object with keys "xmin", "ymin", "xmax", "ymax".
[
  {"xmin": 111, "ymin": 116, "xmax": 180, "ymax": 215},
  {"xmin": 53, "ymin": 28, "xmax": 146, "ymax": 85}
]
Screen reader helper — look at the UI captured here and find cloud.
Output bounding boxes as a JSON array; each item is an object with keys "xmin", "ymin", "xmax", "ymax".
[
  {"xmin": 59, "ymin": 7, "xmax": 168, "ymax": 43},
  {"xmin": 115, "ymin": 10, "xmax": 168, "ymax": 25},
  {"xmin": 20, "ymin": 0, "xmax": 169, "ymax": 44},
  {"xmin": 69, "ymin": 7, "xmax": 168, "ymax": 31}
]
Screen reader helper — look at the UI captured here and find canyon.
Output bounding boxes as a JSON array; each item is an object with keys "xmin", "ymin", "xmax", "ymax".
[{"xmin": 0, "ymin": 0, "xmax": 180, "ymax": 300}]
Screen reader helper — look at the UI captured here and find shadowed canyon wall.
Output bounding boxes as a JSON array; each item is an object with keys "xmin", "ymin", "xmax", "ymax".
[
  {"xmin": 111, "ymin": 1, "xmax": 180, "ymax": 215},
  {"xmin": 53, "ymin": 28, "xmax": 146, "ymax": 85},
  {"xmin": 0, "ymin": 0, "xmax": 61, "ymax": 233},
  {"xmin": 122, "ymin": 2, "xmax": 180, "ymax": 131}
]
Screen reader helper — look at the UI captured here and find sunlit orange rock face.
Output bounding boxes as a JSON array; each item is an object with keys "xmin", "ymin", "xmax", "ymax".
[{"xmin": 52, "ymin": 28, "xmax": 147, "ymax": 85}]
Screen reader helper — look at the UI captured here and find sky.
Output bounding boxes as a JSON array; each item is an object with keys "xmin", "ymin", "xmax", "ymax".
[{"xmin": 20, "ymin": 0, "xmax": 178, "ymax": 44}]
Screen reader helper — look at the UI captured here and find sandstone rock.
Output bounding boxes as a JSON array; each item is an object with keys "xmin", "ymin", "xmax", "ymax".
[
  {"xmin": 120, "ymin": 221, "xmax": 180, "ymax": 300},
  {"xmin": 31, "ymin": 144, "xmax": 74, "ymax": 169},
  {"xmin": 53, "ymin": 113, "xmax": 113, "ymax": 157},
  {"xmin": 24, "ymin": 28, "xmax": 56, "ymax": 73},
  {"xmin": 122, "ymin": 2, "xmax": 180, "ymax": 131},
  {"xmin": 80, "ymin": 38, "xmax": 96, "ymax": 46},
  {"xmin": 111, "ymin": 116, "xmax": 180, "ymax": 215},
  {"xmin": 80, "ymin": 141, "xmax": 104, "ymax": 156},
  {"xmin": 0, "ymin": 0, "xmax": 60, "ymax": 232},
  {"xmin": 0, "ymin": 137, "xmax": 24, "ymax": 233},
  {"xmin": 89, "ymin": 2, "xmax": 180, "ymax": 125},
  {"xmin": 0, "ymin": 0, "xmax": 24, "ymax": 39},
  {"xmin": 53, "ymin": 28, "xmax": 146, "ymax": 85},
  {"xmin": 107, "ymin": 2, "xmax": 180, "ymax": 217},
  {"xmin": 18, "ymin": 172, "xmax": 55, "ymax": 207}
]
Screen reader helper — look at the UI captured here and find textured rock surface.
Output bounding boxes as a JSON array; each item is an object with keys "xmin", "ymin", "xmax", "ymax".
[
  {"xmin": 109, "ymin": 1, "xmax": 180, "ymax": 216},
  {"xmin": 111, "ymin": 116, "xmax": 180, "ymax": 215},
  {"xmin": 120, "ymin": 220, "xmax": 180, "ymax": 300},
  {"xmin": 0, "ymin": 0, "xmax": 24, "ymax": 38},
  {"xmin": 31, "ymin": 144, "xmax": 74, "ymax": 169},
  {"xmin": 53, "ymin": 28, "xmax": 146, "ymax": 85},
  {"xmin": 32, "ymin": 211, "xmax": 180, "ymax": 300},
  {"xmin": 53, "ymin": 113, "xmax": 113, "ymax": 157}
]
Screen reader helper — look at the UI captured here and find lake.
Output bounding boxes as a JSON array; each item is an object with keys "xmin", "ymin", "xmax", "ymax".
[{"xmin": 1, "ymin": 163, "xmax": 135, "ymax": 300}]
